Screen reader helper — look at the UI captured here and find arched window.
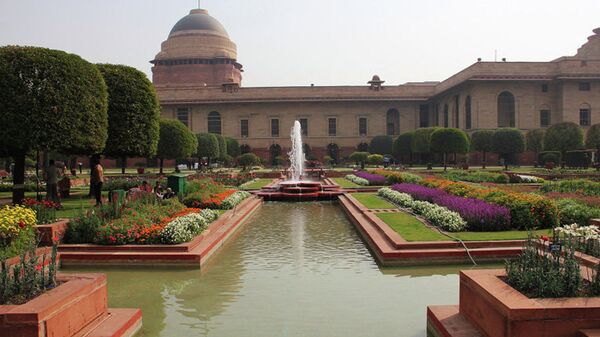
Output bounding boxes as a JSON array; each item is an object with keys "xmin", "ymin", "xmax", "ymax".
[
  {"xmin": 357, "ymin": 142, "xmax": 369, "ymax": 152},
  {"xmin": 327, "ymin": 143, "xmax": 339, "ymax": 164},
  {"xmin": 497, "ymin": 91, "xmax": 515, "ymax": 127},
  {"xmin": 207, "ymin": 111, "xmax": 221, "ymax": 134},
  {"xmin": 386, "ymin": 109, "xmax": 400, "ymax": 136},
  {"xmin": 579, "ymin": 103, "xmax": 592, "ymax": 126},
  {"xmin": 465, "ymin": 96, "xmax": 472, "ymax": 129},
  {"xmin": 240, "ymin": 144, "xmax": 251, "ymax": 154}
]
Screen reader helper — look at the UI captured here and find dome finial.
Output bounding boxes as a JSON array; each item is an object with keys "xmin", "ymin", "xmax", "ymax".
[{"xmin": 197, "ymin": 0, "xmax": 201, "ymax": 9}]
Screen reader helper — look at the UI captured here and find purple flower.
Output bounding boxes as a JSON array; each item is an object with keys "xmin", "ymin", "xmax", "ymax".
[
  {"xmin": 354, "ymin": 171, "xmax": 386, "ymax": 185},
  {"xmin": 392, "ymin": 183, "xmax": 511, "ymax": 231}
]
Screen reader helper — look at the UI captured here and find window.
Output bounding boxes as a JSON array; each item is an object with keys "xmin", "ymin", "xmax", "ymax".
[
  {"xmin": 497, "ymin": 91, "xmax": 516, "ymax": 127},
  {"xmin": 580, "ymin": 109, "xmax": 591, "ymax": 126},
  {"xmin": 465, "ymin": 96, "xmax": 472, "ymax": 129},
  {"xmin": 454, "ymin": 96, "xmax": 460, "ymax": 127},
  {"xmin": 358, "ymin": 117, "xmax": 368, "ymax": 136},
  {"xmin": 328, "ymin": 118, "xmax": 337, "ymax": 136},
  {"xmin": 240, "ymin": 119, "xmax": 249, "ymax": 137},
  {"xmin": 443, "ymin": 104, "xmax": 449, "ymax": 127},
  {"xmin": 419, "ymin": 104, "xmax": 429, "ymax": 128},
  {"xmin": 299, "ymin": 118, "xmax": 308, "ymax": 136},
  {"xmin": 539, "ymin": 110, "xmax": 551, "ymax": 127},
  {"xmin": 541, "ymin": 84, "xmax": 548, "ymax": 93},
  {"xmin": 207, "ymin": 111, "xmax": 221, "ymax": 134},
  {"xmin": 434, "ymin": 104, "xmax": 440, "ymax": 126},
  {"xmin": 271, "ymin": 119, "xmax": 279, "ymax": 137},
  {"xmin": 176, "ymin": 108, "xmax": 189, "ymax": 127},
  {"xmin": 386, "ymin": 109, "xmax": 399, "ymax": 135},
  {"xmin": 579, "ymin": 82, "xmax": 591, "ymax": 91}
]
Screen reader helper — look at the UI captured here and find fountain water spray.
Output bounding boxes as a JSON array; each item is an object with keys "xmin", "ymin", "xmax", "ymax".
[{"xmin": 288, "ymin": 120, "xmax": 305, "ymax": 181}]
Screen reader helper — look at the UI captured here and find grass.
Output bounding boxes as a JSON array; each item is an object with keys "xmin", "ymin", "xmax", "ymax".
[
  {"xmin": 240, "ymin": 178, "xmax": 273, "ymax": 190},
  {"xmin": 331, "ymin": 178, "xmax": 361, "ymax": 188},
  {"xmin": 351, "ymin": 193, "xmax": 396, "ymax": 209},
  {"xmin": 376, "ymin": 211, "xmax": 554, "ymax": 242},
  {"xmin": 376, "ymin": 212, "xmax": 448, "ymax": 241}
]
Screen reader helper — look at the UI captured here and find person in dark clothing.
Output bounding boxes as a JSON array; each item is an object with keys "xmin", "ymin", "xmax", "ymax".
[{"xmin": 91, "ymin": 162, "xmax": 104, "ymax": 206}]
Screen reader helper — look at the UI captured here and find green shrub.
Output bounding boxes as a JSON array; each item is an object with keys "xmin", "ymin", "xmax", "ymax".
[
  {"xmin": 373, "ymin": 170, "xmax": 422, "ymax": 184},
  {"xmin": 539, "ymin": 151, "xmax": 561, "ymax": 165},
  {"xmin": 556, "ymin": 199, "xmax": 600, "ymax": 226},
  {"xmin": 441, "ymin": 170, "xmax": 509, "ymax": 184},
  {"xmin": 541, "ymin": 179, "xmax": 600, "ymax": 196},
  {"xmin": 564, "ymin": 151, "xmax": 592, "ymax": 169},
  {"xmin": 64, "ymin": 214, "xmax": 103, "ymax": 244}
]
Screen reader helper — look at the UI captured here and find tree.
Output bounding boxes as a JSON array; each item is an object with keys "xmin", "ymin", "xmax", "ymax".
[
  {"xmin": 525, "ymin": 129, "xmax": 546, "ymax": 166},
  {"xmin": 226, "ymin": 137, "xmax": 241, "ymax": 158},
  {"xmin": 213, "ymin": 133, "xmax": 227, "ymax": 161},
  {"xmin": 393, "ymin": 132, "xmax": 414, "ymax": 165},
  {"xmin": 367, "ymin": 154, "xmax": 384, "ymax": 166},
  {"xmin": 586, "ymin": 123, "xmax": 600, "ymax": 168},
  {"xmin": 491, "ymin": 128, "xmax": 525, "ymax": 170},
  {"xmin": 349, "ymin": 152, "xmax": 369, "ymax": 170},
  {"xmin": 156, "ymin": 118, "xmax": 197, "ymax": 174},
  {"xmin": 196, "ymin": 133, "xmax": 219, "ymax": 167},
  {"xmin": 544, "ymin": 122, "xmax": 584, "ymax": 168},
  {"xmin": 238, "ymin": 153, "xmax": 260, "ymax": 170},
  {"xmin": 430, "ymin": 128, "xmax": 470, "ymax": 171},
  {"xmin": 0, "ymin": 46, "xmax": 108, "ymax": 203},
  {"xmin": 368, "ymin": 135, "xmax": 393, "ymax": 155},
  {"xmin": 97, "ymin": 64, "xmax": 160, "ymax": 174},
  {"xmin": 470, "ymin": 130, "xmax": 494, "ymax": 169},
  {"xmin": 411, "ymin": 127, "xmax": 440, "ymax": 163}
]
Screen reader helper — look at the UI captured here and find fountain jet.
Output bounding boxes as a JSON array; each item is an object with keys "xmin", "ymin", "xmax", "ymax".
[{"xmin": 287, "ymin": 120, "xmax": 305, "ymax": 181}]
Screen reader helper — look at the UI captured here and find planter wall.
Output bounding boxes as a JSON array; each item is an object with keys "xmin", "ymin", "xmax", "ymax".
[
  {"xmin": 459, "ymin": 269, "xmax": 600, "ymax": 337},
  {"xmin": 36, "ymin": 219, "xmax": 69, "ymax": 246},
  {"xmin": 0, "ymin": 273, "xmax": 141, "ymax": 337}
]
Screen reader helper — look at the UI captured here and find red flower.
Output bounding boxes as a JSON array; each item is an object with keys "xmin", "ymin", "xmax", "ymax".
[
  {"xmin": 18, "ymin": 221, "xmax": 26, "ymax": 229},
  {"xmin": 540, "ymin": 235, "xmax": 550, "ymax": 242},
  {"xmin": 35, "ymin": 264, "xmax": 43, "ymax": 271}
]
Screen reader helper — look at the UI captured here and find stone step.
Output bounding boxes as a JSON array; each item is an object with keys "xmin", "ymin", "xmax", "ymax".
[
  {"xmin": 427, "ymin": 305, "xmax": 483, "ymax": 337},
  {"xmin": 83, "ymin": 308, "xmax": 142, "ymax": 337}
]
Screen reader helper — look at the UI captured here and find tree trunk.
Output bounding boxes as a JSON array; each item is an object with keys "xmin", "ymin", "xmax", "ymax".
[
  {"xmin": 88, "ymin": 155, "xmax": 100, "ymax": 197},
  {"xmin": 360, "ymin": 161, "xmax": 365, "ymax": 170},
  {"xmin": 443, "ymin": 153, "xmax": 447, "ymax": 171},
  {"xmin": 121, "ymin": 156, "xmax": 126, "ymax": 175},
  {"xmin": 505, "ymin": 155, "xmax": 509, "ymax": 170},
  {"xmin": 482, "ymin": 151, "xmax": 487, "ymax": 169},
  {"xmin": 561, "ymin": 151, "xmax": 566, "ymax": 169},
  {"xmin": 12, "ymin": 152, "xmax": 26, "ymax": 205},
  {"xmin": 159, "ymin": 158, "xmax": 164, "ymax": 174}
]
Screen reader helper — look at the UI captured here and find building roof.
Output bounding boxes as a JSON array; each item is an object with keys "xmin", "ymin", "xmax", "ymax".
[{"xmin": 169, "ymin": 9, "xmax": 229, "ymax": 38}]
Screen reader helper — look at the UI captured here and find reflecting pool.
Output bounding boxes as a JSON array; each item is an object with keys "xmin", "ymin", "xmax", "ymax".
[{"xmin": 66, "ymin": 202, "xmax": 494, "ymax": 337}]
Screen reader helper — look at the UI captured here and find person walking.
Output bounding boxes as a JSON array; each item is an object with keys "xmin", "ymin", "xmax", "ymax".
[
  {"xmin": 44, "ymin": 159, "xmax": 60, "ymax": 203},
  {"xmin": 91, "ymin": 161, "xmax": 105, "ymax": 206}
]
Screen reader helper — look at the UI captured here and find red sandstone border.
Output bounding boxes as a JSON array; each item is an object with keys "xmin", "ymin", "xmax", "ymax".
[
  {"xmin": 338, "ymin": 193, "xmax": 524, "ymax": 266},
  {"xmin": 58, "ymin": 196, "xmax": 262, "ymax": 268}
]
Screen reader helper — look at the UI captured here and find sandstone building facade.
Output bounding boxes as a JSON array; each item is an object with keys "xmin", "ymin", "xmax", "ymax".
[{"xmin": 152, "ymin": 8, "xmax": 600, "ymax": 162}]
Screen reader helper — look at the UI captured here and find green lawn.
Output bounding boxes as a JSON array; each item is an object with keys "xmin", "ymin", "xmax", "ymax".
[
  {"xmin": 376, "ymin": 212, "xmax": 553, "ymax": 242},
  {"xmin": 351, "ymin": 192, "xmax": 396, "ymax": 209},
  {"xmin": 376, "ymin": 212, "xmax": 448, "ymax": 241},
  {"xmin": 332, "ymin": 178, "xmax": 361, "ymax": 188},
  {"xmin": 240, "ymin": 178, "xmax": 273, "ymax": 190}
]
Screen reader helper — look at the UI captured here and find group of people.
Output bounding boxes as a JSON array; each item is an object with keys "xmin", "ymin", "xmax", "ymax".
[{"xmin": 127, "ymin": 180, "xmax": 175, "ymax": 201}]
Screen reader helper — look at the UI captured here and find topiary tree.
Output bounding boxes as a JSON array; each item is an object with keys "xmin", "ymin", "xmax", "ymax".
[
  {"xmin": 470, "ymin": 130, "xmax": 494, "ymax": 169},
  {"xmin": 367, "ymin": 154, "xmax": 384, "ymax": 166},
  {"xmin": 585, "ymin": 123, "xmax": 600, "ymax": 168},
  {"xmin": 156, "ymin": 118, "xmax": 197, "ymax": 174},
  {"xmin": 97, "ymin": 64, "xmax": 160, "ymax": 174},
  {"xmin": 226, "ymin": 137, "xmax": 241, "ymax": 158},
  {"xmin": 544, "ymin": 122, "xmax": 584, "ymax": 168},
  {"xmin": 196, "ymin": 133, "xmax": 219, "ymax": 167},
  {"xmin": 393, "ymin": 132, "xmax": 414, "ymax": 165},
  {"xmin": 368, "ymin": 135, "xmax": 393, "ymax": 155},
  {"xmin": 411, "ymin": 127, "xmax": 440, "ymax": 163},
  {"xmin": 238, "ymin": 153, "xmax": 260, "ymax": 170},
  {"xmin": 0, "ymin": 46, "xmax": 108, "ymax": 203},
  {"xmin": 349, "ymin": 152, "xmax": 369, "ymax": 170},
  {"xmin": 213, "ymin": 133, "xmax": 227, "ymax": 161},
  {"xmin": 525, "ymin": 129, "xmax": 546, "ymax": 167},
  {"xmin": 491, "ymin": 128, "xmax": 525, "ymax": 170},
  {"xmin": 430, "ymin": 128, "xmax": 470, "ymax": 171}
]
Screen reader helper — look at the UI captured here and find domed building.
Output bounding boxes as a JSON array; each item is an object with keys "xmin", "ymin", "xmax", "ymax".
[{"xmin": 152, "ymin": 8, "xmax": 600, "ymax": 165}]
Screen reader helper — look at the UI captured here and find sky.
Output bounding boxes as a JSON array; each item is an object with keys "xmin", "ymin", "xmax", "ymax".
[{"xmin": 1, "ymin": 0, "xmax": 599, "ymax": 87}]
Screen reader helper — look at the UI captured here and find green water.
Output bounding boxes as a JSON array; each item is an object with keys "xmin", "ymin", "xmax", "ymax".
[{"xmin": 66, "ymin": 202, "xmax": 490, "ymax": 337}]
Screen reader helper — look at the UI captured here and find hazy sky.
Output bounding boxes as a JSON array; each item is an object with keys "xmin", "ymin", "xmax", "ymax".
[{"xmin": 1, "ymin": 0, "xmax": 599, "ymax": 87}]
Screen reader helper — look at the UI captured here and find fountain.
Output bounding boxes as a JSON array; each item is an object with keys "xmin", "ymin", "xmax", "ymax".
[{"xmin": 256, "ymin": 120, "xmax": 343, "ymax": 201}]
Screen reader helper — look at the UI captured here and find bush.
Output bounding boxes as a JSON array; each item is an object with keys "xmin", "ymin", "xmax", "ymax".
[
  {"xmin": 541, "ymin": 179, "xmax": 600, "ymax": 196},
  {"xmin": 442, "ymin": 170, "xmax": 509, "ymax": 184},
  {"xmin": 21, "ymin": 199, "xmax": 59, "ymax": 225},
  {"xmin": 564, "ymin": 151, "xmax": 592, "ymax": 169},
  {"xmin": 369, "ymin": 135, "xmax": 394, "ymax": 155},
  {"xmin": 492, "ymin": 128, "xmax": 525, "ymax": 168},
  {"xmin": 556, "ymin": 199, "xmax": 600, "ymax": 226},
  {"xmin": 238, "ymin": 153, "xmax": 260, "ymax": 169},
  {"xmin": 393, "ymin": 132, "xmax": 414, "ymax": 161},
  {"xmin": 544, "ymin": 122, "xmax": 584, "ymax": 163},
  {"xmin": 373, "ymin": 169, "xmax": 422, "ymax": 184},
  {"xmin": 64, "ymin": 212, "xmax": 103, "ymax": 244},
  {"xmin": 367, "ymin": 154, "xmax": 384, "ymax": 165},
  {"xmin": 539, "ymin": 151, "xmax": 561, "ymax": 166}
]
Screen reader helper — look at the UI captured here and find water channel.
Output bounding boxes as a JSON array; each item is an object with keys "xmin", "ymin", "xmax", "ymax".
[{"xmin": 67, "ymin": 202, "xmax": 493, "ymax": 337}]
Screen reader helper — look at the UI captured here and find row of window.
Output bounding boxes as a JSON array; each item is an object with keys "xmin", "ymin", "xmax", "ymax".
[
  {"xmin": 262, "ymin": 117, "xmax": 367, "ymax": 138},
  {"xmin": 154, "ymin": 58, "xmax": 235, "ymax": 66},
  {"xmin": 540, "ymin": 82, "xmax": 591, "ymax": 92}
]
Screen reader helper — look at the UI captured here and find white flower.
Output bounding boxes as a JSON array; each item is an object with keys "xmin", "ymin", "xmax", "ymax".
[
  {"xmin": 346, "ymin": 174, "xmax": 369, "ymax": 186},
  {"xmin": 220, "ymin": 191, "xmax": 251, "ymax": 209}
]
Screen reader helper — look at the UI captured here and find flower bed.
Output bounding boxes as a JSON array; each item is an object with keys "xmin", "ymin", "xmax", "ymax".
[
  {"xmin": 554, "ymin": 223, "xmax": 600, "ymax": 259},
  {"xmin": 441, "ymin": 170, "xmax": 509, "ymax": 184},
  {"xmin": 392, "ymin": 183, "xmax": 511, "ymax": 231},
  {"xmin": 378, "ymin": 187, "xmax": 467, "ymax": 231},
  {"xmin": 22, "ymin": 198, "xmax": 60, "ymax": 224},
  {"xmin": 1, "ymin": 205, "xmax": 37, "ymax": 260},
  {"xmin": 541, "ymin": 179, "xmax": 600, "ymax": 196},
  {"xmin": 421, "ymin": 177, "xmax": 559, "ymax": 229},
  {"xmin": 345, "ymin": 174, "xmax": 369, "ymax": 186},
  {"xmin": 373, "ymin": 169, "xmax": 422, "ymax": 184},
  {"xmin": 353, "ymin": 171, "xmax": 386, "ymax": 185}
]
